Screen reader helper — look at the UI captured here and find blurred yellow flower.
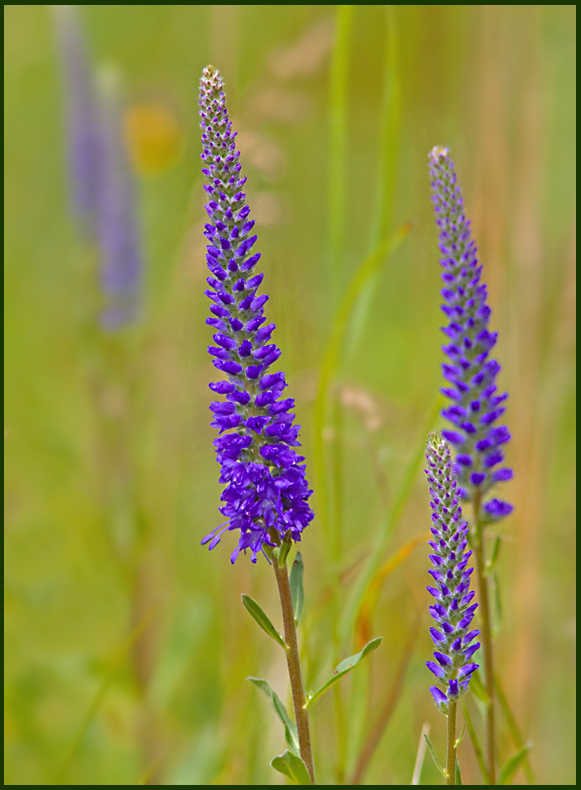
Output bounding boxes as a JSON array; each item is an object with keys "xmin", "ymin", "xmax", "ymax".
[{"xmin": 123, "ymin": 102, "xmax": 181, "ymax": 175}]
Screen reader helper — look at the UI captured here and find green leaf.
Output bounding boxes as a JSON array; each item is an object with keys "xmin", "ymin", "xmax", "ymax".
[
  {"xmin": 455, "ymin": 758, "xmax": 463, "ymax": 784},
  {"xmin": 423, "ymin": 733, "xmax": 447, "ymax": 780},
  {"xmin": 492, "ymin": 568, "xmax": 502, "ymax": 636},
  {"xmin": 241, "ymin": 594, "xmax": 287, "ymax": 649},
  {"xmin": 454, "ymin": 723, "xmax": 466, "ymax": 749},
  {"xmin": 289, "ymin": 552, "xmax": 304, "ymax": 626},
  {"xmin": 485, "ymin": 535, "xmax": 501, "ymax": 574},
  {"xmin": 247, "ymin": 677, "xmax": 299, "ymax": 755},
  {"xmin": 304, "ymin": 637, "xmax": 382, "ymax": 709},
  {"xmin": 276, "ymin": 531, "xmax": 292, "ymax": 567},
  {"xmin": 470, "ymin": 669, "xmax": 490, "ymax": 705},
  {"xmin": 498, "ymin": 743, "xmax": 532, "ymax": 785},
  {"xmin": 270, "ymin": 750, "xmax": 311, "ymax": 785},
  {"xmin": 494, "ymin": 674, "xmax": 536, "ymax": 784}
]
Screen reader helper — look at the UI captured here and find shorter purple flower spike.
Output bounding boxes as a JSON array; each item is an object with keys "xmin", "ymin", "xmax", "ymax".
[{"xmin": 425, "ymin": 432, "xmax": 479, "ymax": 713}]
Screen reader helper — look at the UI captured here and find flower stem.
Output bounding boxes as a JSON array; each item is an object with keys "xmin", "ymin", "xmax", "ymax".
[
  {"xmin": 472, "ymin": 492, "xmax": 496, "ymax": 784},
  {"xmin": 446, "ymin": 700, "xmax": 457, "ymax": 785},
  {"xmin": 272, "ymin": 559, "xmax": 316, "ymax": 784}
]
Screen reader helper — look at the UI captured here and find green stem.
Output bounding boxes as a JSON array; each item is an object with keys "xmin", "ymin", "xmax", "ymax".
[
  {"xmin": 272, "ymin": 560, "xmax": 316, "ymax": 784},
  {"xmin": 446, "ymin": 701, "xmax": 457, "ymax": 785},
  {"xmin": 472, "ymin": 493, "xmax": 496, "ymax": 784}
]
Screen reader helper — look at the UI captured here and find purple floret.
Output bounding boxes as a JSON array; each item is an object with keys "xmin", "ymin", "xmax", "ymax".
[
  {"xmin": 198, "ymin": 66, "xmax": 314, "ymax": 563},
  {"xmin": 425, "ymin": 433, "xmax": 479, "ymax": 713},
  {"xmin": 428, "ymin": 146, "xmax": 512, "ymax": 521}
]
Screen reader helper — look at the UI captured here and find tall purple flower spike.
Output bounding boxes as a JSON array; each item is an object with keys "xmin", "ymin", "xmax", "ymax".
[
  {"xmin": 198, "ymin": 66, "xmax": 314, "ymax": 563},
  {"xmin": 428, "ymin": 147, "xmax": 513, "ymax": 523},
  {"xmin": 425, "ymin": 432, "xmax": 480, "ymax": 712}
]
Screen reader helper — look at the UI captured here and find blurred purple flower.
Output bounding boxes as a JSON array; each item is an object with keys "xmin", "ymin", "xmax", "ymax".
[
  {"xmin": 198, "ymin": 66, "xmax": 314, "ymax": 563},
  {"xmin": 428, "ymin": 146, "xmax": 512, "ymax": 522},
  {"xmin": 425, "ymin": 432, "xmax": 480, "ymax": 712},
  {"xmin": 53, "ymin": 4, "xmax": 100, "ymax": 233},
  {"xmin": 53, "ymin": 6, "xmax": 142, "ymax": 329}
]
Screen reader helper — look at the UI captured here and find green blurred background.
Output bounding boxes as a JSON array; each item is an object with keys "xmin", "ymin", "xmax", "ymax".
[{"xmin": 4, "ymin": 5, "xmax": 575, "ymax": 785}]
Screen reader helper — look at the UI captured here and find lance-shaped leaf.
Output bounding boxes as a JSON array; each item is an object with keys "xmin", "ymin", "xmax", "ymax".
[
  {"xmin": 304, "ymin": 637, "xmax": 382, "ymax": 709},
  {"xmin": 247, "ymin": 677, "xmax": 299, "ymax": 755},
  {"xmin": 289, "ymin": 551, "xmax": 304, "ymax": 626},
  {"xmin": 423, "ymin": 733, "xmax": 448, "ymax": 780},
  {"xmin": 270, "ymin": 750, "xmax": 311, "ymax": 785},
  {"xmin": 455, "ymin": 758, "xmax": 463, "ymax": 785},
  {"xmin": 485, "ymin": 535, "xmax": 501, "ymax": 575},
  {"xmin": 241, "ymin": 594, "xmax": 287, "ymax": 649},
  {"xmin": 498, "ymin": 743, "xmax": 532, "ymax": 785}
]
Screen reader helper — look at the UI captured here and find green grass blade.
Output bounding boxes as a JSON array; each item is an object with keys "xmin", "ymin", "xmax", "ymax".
[
  {"xmin": 498, "ymin": 743, "xmax": 533, "ymax": 785},
  {"xmin": 346, "ymin": 5, "xmax": 401, "ymax": 361},
  {"xmin": 328, "ymin": 4, "xmax": 355, "ymax": 307},
  {"xmin": 495, "ymin": 674, "xmax": 536, "ymax": 784},
  {"xmin": 339, "ymin": 393, "xmax": 442, "ymax": 641},
  {"xmin": 313, "ymin": 223, "xmax": 412, "ymax": 563},
  {"xmin": 53, "ymin": 605, "xmax": 159, "ymax": 783},
  {"xmin": 461, "ymin": 701, "xmax": 490, "ymax": 785}
]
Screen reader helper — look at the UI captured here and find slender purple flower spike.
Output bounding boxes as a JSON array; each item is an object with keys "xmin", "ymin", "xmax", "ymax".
[
  {"xmin": 53, "ymin": 4, "xmax": 100, "ymax": 236},
  {"xmin": 198, "ymin": 66, "xmax": 314, "ymax": 563},
  {"xmin": 96, "ymin": 68, "xmax": 143, "ymax": 330},
  {"xmin": 428, "ymin": 147, "xmax": 512, "ymax": 523},
  {"xmin": 53, "ymin": 8, "xmax": 142, "ymax": 330},
  {"xmin": 425, "ymin": 432, "xmax": 479, "ymax": 713}
]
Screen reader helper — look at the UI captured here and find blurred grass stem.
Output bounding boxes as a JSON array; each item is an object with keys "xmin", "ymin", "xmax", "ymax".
[
  {"xmin": 346, "ymin": 5, "xmax": 401, "ymax": 361},
  {"xmin": 349, "ymin": 617, "xmax": 420, "ymax": 784},
  {"xmin": 271, "ymin": 558, "xmax": 316, "ymax": 784},
  {"xmin": 472, "ymin": 491, "xmax": 496, "ymax": 784},
  {"xmin": 328, "ymin": 4, "xmax": 353, "ymax": 307}
]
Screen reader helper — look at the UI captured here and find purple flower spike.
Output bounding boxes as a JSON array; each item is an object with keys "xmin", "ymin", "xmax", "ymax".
[
  {"xmin": 53, "ymin": 4, "xmax": 100, "ymax": 234},
  {"xmin": 429, "ymin": 147, "xmax": 512, "ymax": 520},
  {"xmin": 198, "ymin": 66, "xmax": 314, "ymax": 563},
  {"xmin": 425, "ymin": 433, "xmax": 479, "ymax": 711}
]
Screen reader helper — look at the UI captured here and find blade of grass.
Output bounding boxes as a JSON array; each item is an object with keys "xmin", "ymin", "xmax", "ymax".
[
  {"xmin": 461, "ymin": 700, "xmax": 490, "ymax": 785},
  {"xmin": 328, "ymin": 4, "xmax": 354, "ymax": 308},
  {"xmin": 346, "ymin": 4, "xmax": 401, "ymax": 361},
  {"xmin": 355, "ymin": 531, "xmax": 430, "ymax": 650},
  {"xmin": 338, "ymin": 393, "xmax": 443, "ymax": 642},
  {"xmin": 411, "ymin": 722, "xmax": 431, "ymax": 784},
  {"xmin": 494, "ymin": 674, "xmax": 536, "ymax": 784},
  {"xmin": 53, "ymin": 604, "xmax": 160, "ymax": 784},
  {"xmin": 348, "ymin": 617, "xmax": 420, "ymax": 784},
  {"xmin": 313, "ymin": 223, "xmax": 412, "ymax": 568}
]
